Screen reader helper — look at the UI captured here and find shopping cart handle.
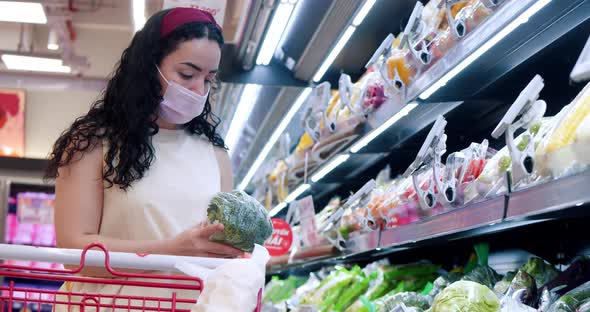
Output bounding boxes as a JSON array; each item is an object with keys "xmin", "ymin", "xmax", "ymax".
[{"xmin": 0, "ymin": 243, "xmax": 231, "ymax": 272}]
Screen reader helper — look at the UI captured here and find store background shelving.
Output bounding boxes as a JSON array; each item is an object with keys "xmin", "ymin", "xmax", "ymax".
[{"xmin": 262, "ymin": 0, "xmax": 590, "ymax": 285}]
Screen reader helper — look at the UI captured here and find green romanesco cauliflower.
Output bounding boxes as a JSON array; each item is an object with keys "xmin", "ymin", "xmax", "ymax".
[{"xmin": 207, "ymin": 191, "xmax": 273, "ymax": 252}]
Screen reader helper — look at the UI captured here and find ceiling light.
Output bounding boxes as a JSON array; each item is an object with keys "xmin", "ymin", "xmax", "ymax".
[
  {"xmin": 350, "ymin": 103, "xmax": 418, "ymax": 153},
  {"xmin": 226, "ymin": 84, "xmax": 262, "ymax": 153},
  {"xmin": 132, "ymin": 0, "xmax": 146, "ymax": 32},
  {"xmin": 285, "ymin": 184, "xmax": 311, "ymax": 203},
  {"xmin": 47, "ymin": 29, "xmax": 59, "ymax": 51},
  {"xmin": 0, "ymin": 1, "xmax": 47, "ymax": 24},
  {"xmin": 1, "ymin": 54, "xmax": 71, "ymax": 73},
  {"xmin": 419, "ymin": 0, "xmax": 551, "ymax": 100},
  {"xmin": 311, "ymin": 154, "xmax": 350, "ymax": 182},
  {"xmin": 312, "ymin": 25, "xmax": 356, "ymax": 82},
  {"xmin": 269, "ymin": 202, "xmax": 288, "ymax": 217},
  {"xmin": 352, "ymin": 0, "xmax": 377, "ymax": 26},
  {"xmin": 238, "ymin": 87, "xmax": 312, "ymax": 191},
  {"xmin": 256, "ymin": 0, "xmax": 298, "ymax": 66}
]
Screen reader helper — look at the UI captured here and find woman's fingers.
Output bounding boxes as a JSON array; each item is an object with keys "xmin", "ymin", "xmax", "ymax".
[
  {"xmin": 195, "ymin": 223, "xmax": 224, "ymax": 238},
  {"xmin": 202, "ymin": 241, "xmax": 244, "ymax": 257}
]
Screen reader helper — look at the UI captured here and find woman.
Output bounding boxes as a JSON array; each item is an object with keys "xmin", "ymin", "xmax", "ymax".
[{"xmin": 46, "ymin": 7, "xmax": 242, "ymax": 309}]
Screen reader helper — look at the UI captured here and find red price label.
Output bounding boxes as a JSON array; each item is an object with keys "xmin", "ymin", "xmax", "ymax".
[{"xmin": 265, "ymin": 218, "xmax": 293, "ymax": 257}]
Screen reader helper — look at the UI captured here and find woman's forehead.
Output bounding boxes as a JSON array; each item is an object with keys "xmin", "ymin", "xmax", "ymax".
[{"xmin": 165, "ymin": 38, "xmax": 221, "ymax": 71}]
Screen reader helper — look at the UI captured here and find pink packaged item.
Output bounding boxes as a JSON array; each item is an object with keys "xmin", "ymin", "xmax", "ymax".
[
  {"xmin": 33, "ymin": 224, "xmax": 56, "ymax": 247},
  {"xmin": 13, "ymin": 222, "xmax": 37, "ymax": 245},
  {"xmin": 4, "ymin": 213, "xmax": 17, "ymax": 243}
]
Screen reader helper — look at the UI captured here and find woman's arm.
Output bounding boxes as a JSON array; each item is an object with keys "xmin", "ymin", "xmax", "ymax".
[
  {"xmin": 214, "ymin": 147, "xmax": 234, "ymax": 192},
  {"xmin": 55, "ymin": 142, "xmax": 242, "ymax": 276}
]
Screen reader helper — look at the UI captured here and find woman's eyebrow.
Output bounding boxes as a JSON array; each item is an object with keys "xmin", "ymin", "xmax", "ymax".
[{"xmin": 181, "ymin": 62, "xmax": 218, "ymax": 73}]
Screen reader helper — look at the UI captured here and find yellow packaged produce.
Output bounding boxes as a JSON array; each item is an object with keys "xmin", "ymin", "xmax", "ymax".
[
  {"xmin": 296, "ymin": 132, "xmax": 315, "ymax": 154},
  {"xmin": 542, "ymin": 82, "xmax": 590, "ymax": 154}
]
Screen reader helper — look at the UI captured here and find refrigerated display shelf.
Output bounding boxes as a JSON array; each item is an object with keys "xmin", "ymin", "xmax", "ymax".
[
  {"xmin": 506, "ymin": 170, "xmax": 590, "ymax": 221},
  {"xmin": 268, "ymin": 170, "xmax": 590, "ymax": 274}
]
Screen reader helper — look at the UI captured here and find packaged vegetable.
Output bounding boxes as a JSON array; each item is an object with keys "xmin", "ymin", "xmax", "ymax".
[
  {"xmin": 520, "ymin": 257, "xmax": 559, "ymax": 287},
  {"xmin": 536, "ymin": 82, "xmax": 590, "ymax": 177},
  {"xmin": 207, "ymin": 191, "xmax": 273, "ymax": 252},
  {"xmin": 333, "ymin": 272, "xmax": 379, "ymax": 312},
  {"xmin": 548, "ymin": 280, "xmax": 590, "ymax": 312},
  {"xmin": 544, "ymin": 257, "xmax": 590, "ymax": 296},
  {"xmin": 494, "ymin": 271, "xmax": 516, "ymax": 296},
  {"xmin": 429, "ymin": 273, "xmax": 463, "ymax": 299},
  {"xmin": 430, "ymin": 281, "xmax": 500, "ymax": 312},
  {"xmin": 461, "ymin": 243, "xmax": 501, "ymax": 290},
  {"xmin": 318, "ymin": 266, "xmax": 363, "ymax": 312},
  {"xmin": 501, "ymin": 270, "xmax": 537, "ymax": 307},
  {"xmin": 375, "ymin": 292, "xmax": 432, "ymax": 311}
]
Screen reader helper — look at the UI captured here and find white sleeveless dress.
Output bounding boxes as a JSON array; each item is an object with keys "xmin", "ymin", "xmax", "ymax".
[{"xmin": 56, "ymin": 128, "xmax": 221, "ymax": 311}]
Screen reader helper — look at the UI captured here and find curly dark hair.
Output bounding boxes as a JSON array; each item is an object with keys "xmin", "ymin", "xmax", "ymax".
[{"xmin": 45, "ymin": 9, "xmax": 225, "ymax": 190}]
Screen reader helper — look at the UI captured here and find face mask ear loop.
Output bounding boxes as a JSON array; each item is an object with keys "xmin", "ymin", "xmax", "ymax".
[{"xmin": 156, "ymin": 65, "xmax": 170, "ymax": 84}]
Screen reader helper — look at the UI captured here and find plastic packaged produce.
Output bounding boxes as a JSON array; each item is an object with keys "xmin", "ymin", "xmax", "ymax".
[
  {"xmin": 446, "ymin": 0, "xmax": 492, "ymax": 39},
  {"xmin": 300, "ymin": 266, "xmax": 359, "ymax": 308},
  {"xmin": 536, "ymin": 82, "xmax": 590, "ymax": 177},
  {"xmin": 430, "ymin": 280, "xmax": 500, "ymax": 312},
  {"xmin": 461, "ymin": 243, "xmax": 501, "ymax": 290},
  {"xmin": 207, "ymin": 191, "xmax": 273, "ymax": 252},
  {"xmin": 520, "ymin": 257, "xmax": 559, "ymax": 287},
  {"xmin": 547, "ymin": 280, "xmax": 590, "ymax": 312},
  {"xmin": 539, "ymin": 256, "xmax": 590, "ymax": 308},
  {"xmin": 333, "ymin": 271, "xmax": 379, "ymax": 312},
  {"xmin": 429, "ymin": 273, "xmax": 463, "ymax": 299},
  {"xmin": 494, "ymin": 271, "xmax": 516, "ymax": 296},
  {"xmin": 386, "ymin": 48, "xmax": 418, "ymax": 90},
  {"xmin": 374, "ymin": 292, "xmax": 432, "ymax": 311},
  {"xmin": 286, "ymin": 274, "xmax": 321, "ymax": 308},
  {"xmin": 501, "ymin": 270, "xmax": 537, "ymax": 307},
  {"xmin": 264, "ymin": 276, "xmax": 309, "ymax": 305}
]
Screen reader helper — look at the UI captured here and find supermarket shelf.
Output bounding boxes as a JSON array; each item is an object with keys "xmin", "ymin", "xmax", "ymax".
[
  {"xmin": 407, "ymin": 0, "xmax": 590, "ymax": 101},
  {"xmin": 506, "ymin": 170, "xmax": 590, "ymax": 220},
  {"xmin": 0, "ymin": 157, "xmax": 48, "ymax": 173},
  {"xmin": 379, "ymin": 196, "xmax": 506, "ymax": 248}
]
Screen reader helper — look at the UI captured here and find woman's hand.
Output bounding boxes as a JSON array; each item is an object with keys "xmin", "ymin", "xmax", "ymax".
[{"xmin": 171, "ymin": 223, "xmax": 244, "ymax": 258}]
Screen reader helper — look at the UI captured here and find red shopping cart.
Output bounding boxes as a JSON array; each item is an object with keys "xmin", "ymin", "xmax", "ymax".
[{"xmin": 0, "ymin": 243, "xmax": 262, "ymax": 312}]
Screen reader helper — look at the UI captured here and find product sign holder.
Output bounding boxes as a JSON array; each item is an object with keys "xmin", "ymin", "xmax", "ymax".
[
  {"xmin": 401, "ymin": 1, "xmax": 433, "ymax": 66},
  {"xmin": 302, "ymin": 82, "xmax": 331, "ymax": 142},
  {"xmin": 444, "ymin": 0, "xmax": 469, "ymax": 38},
  {"xmin": 366, "ymin": 33, "xmax": 407, "ymax": 96},
  {"xmin": 492, "ymin": 75, "xmax": 546, "ymax": 185},
  {"xmin": 571, "ymin": 33, "xmax": 590, "ymax": 83},
  {"xmin": 403, "ymin": 116, "xmax": 449, "ymax": 210},
  {"xmin": 318, "ymin": 179, "xmax": 376, "ymax": 250}
]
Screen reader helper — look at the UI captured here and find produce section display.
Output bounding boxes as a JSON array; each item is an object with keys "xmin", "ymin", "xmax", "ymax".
[
  {"xmin": 253, "ymin": 0, "xmax": 509, "ymax": 210},
  {"xmin": 262, "ymin": 244, "xmax": 590, "ymax": 312}
]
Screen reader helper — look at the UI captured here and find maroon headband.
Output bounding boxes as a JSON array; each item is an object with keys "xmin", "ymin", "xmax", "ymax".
[{"xmin": 160, "ymin": 7, "xmax": 222, "ymax": 39}]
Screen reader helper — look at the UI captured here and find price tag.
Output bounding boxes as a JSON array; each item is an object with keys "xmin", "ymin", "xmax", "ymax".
[
  {"xmin": 265, "ymin": 218, "xmax": 293, "ymax": 257},
  {"xmin": 291, "ymin": 196, "xmax": 319, "ymax": 247}
]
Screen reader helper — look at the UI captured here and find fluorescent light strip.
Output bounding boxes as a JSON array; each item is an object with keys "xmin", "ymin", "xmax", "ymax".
[
  {"xmin": 237, "ymin": 88, "xmax": 312, "ymax": 190},
  {"xmin": 47, "ymin": 44, "xmax": 59, "ymax": 51},
  {"xmin": 1, "ymin": 54, "xmax": 71, "ymax": 73},
  {"xmin": 419, "ymin": 0, "xmax": 551, "ymax": 100},
  {"xmin": 350, "ymin": 103, "xmax": 418, "ymax": 153},
  {"xmin": 352, "ymin": 0, "xmax": 377, "ymax": 26},
  {"xmin": 285, "ymin": 184, "xmax": 311, "ymax": 203},
  {"xmin": 256, "ymin": 1, "xmax": 297, "ymax": 65},
  {"xmin": 0, "ymin": 1, "xmax": 47, "ymax": 24},
  {"xmin": 311, "ymin": 154, "xmax": 350, "ymax": 182},
  {"xmin": 269, "ymin": 202, "xmax": 288, "ymax": 217},
  {"xmin": 312, "ymin": 25, "xmax": 357, "ymax": 82},
  {"xmin": 132, "ymin": 0, "xmax": 146, "ymax": 32},
  {"xmin": 226, "ymin": 84, "xmax": 262, "ymax": 153}
]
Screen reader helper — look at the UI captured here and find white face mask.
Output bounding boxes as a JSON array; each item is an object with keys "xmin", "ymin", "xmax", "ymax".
[{"xmin": 156, "ymin": 66, "xmax": 210, "ymax": 125}]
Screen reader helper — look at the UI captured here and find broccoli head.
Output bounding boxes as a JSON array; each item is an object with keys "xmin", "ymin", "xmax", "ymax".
[{"xmin": 207, "ymin": 191, "xmax": 273, "ymax": 252}]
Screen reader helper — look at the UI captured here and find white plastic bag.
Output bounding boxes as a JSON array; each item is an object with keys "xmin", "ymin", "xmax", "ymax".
[{"xmin": 176, "ymin": 244, "xmax": 271, "ymax": 312}]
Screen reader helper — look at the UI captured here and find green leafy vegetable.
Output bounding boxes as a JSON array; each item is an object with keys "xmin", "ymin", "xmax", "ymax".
[
  {"xmin": 548, "ymin": 280, "xmax": 590, "ymax": 312},
  {"xmin": 520, "ymin": 257, "xmax": 559, "ymax": 287},
  {"xmin": 502, "ymin": 270, "xmax": 537, "ymax": 307},
  {"xmin": 430, "ymin": 281, "xmax": 500, "ymax": 312},
  {"xmin": 207, "ymin": 191, "xmax": 273, "ymax": 252}
]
